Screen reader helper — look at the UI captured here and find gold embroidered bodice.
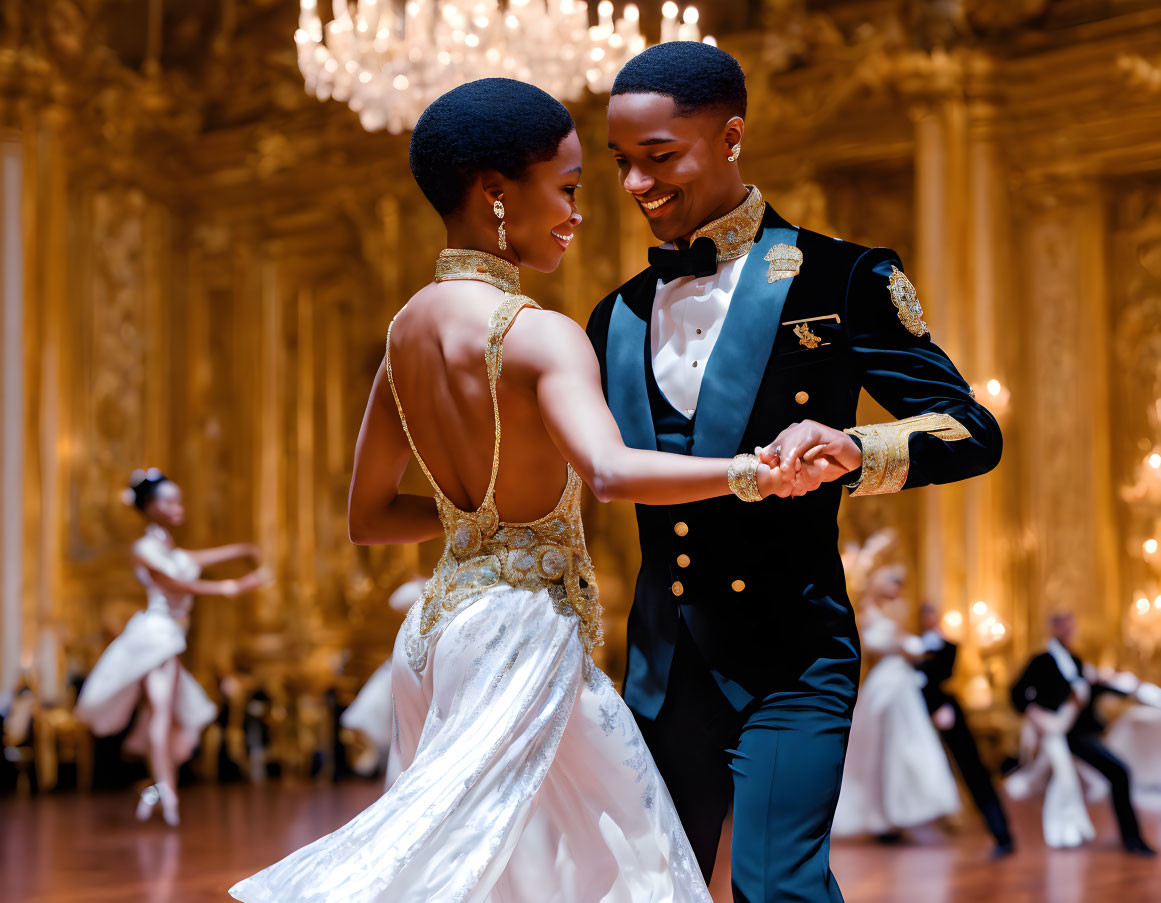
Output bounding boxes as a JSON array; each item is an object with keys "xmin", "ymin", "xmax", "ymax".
[{"xmin": 385, "ymin": 258, "xmax": 602, "ymax": 672}]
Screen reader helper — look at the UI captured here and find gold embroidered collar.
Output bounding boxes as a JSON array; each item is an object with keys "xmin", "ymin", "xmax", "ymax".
[
  {"xmin": 434, "ymin": 248, "xmax": 521, "ymax": 294},
  {"xmin": 688, "ymin": 185, "xmax": 766, "ymax": 263}
]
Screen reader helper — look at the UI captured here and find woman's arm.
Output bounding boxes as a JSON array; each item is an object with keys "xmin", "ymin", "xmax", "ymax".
[
  {"xmin": 185, "ymin": 543, "xmax": 261, "ymax": 569},
  {"xmin": 347, "ymin": 365, "xmax": 444, "ymax": 545},
  {"xmin": 515, "ymin": 311, "xmax": 789, "ymax": 504},
  {"xmin": 135, "ymin": 554, "xmax": 269, "ymax": 597}
]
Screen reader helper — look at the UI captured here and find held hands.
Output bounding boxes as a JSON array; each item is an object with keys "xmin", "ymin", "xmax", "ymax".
[{"xmin": 755, "ymin": 420, "xmax": 862, "ymax": 499}]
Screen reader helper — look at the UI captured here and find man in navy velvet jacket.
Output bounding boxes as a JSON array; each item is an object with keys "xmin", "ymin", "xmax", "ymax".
[{"xmin": 589, "ymin": 43, "xmax": 1002, "ymax": 902}]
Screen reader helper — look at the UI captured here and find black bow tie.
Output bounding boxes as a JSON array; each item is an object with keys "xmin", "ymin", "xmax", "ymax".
[{"xmin": 648, "ymin": 237, "xmax": 718, "ymax": 284}]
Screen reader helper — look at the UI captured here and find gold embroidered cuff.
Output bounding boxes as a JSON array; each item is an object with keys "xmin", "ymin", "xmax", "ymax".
[
  {"xmin": 844, "ymin": 413, "xmax": 972, "ymax": 496},
  {"xmin": 727, "ymin": 454, "xmax": 763, "ymax": 502}
]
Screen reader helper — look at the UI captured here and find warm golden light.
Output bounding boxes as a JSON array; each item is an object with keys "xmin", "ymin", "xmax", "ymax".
[
  {"xmin": 944, "ymin": 611, "xmax": 963, "ymax": 628},
  {"xmin": 1149, "ymin": 453, "xmax": 1161, "ymax": 469},
  {"xmin": 972, "ymin": 600, "xmax": 987, "ymax": 616},
  {"xmin": 1145, "ymin": 538, "xmax": 1158, "ymax": 555}
]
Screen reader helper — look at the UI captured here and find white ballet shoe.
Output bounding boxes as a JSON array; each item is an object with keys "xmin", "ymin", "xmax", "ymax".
[
  {"xmin": 136, "ymin": 783, "xmax": 161, "ymax": 822},
  {"xmin": 157, "ymin": 782, "xmax": 180, "ymax": 827}
]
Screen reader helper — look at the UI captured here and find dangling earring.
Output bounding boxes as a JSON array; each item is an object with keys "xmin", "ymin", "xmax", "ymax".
[
  {"xmin": 494, "ymin": 198, "xmax": 507, "ymax": 251},
  {"xmin": 727, "ymin": 144, "xmax": 741, "ymax": 163}
]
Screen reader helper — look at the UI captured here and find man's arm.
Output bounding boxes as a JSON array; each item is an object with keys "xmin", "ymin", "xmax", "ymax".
[{"xmin": 838, "ymin": 249, "xmax": 1003, "ymax": 495}]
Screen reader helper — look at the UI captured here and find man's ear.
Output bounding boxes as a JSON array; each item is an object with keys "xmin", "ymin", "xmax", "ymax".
[{"xmin": 723, "ymin": 115, "xmax": 745, "ymax": 151}]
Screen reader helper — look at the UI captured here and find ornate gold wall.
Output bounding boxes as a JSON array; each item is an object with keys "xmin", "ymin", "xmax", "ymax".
[{"xmin": 3, "ymin": 0, "xmax": 1161, "ymax": 707}]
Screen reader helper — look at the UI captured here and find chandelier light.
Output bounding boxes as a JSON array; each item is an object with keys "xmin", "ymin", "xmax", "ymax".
[{"xmin": 295, "ymin": 0, "xmax": 712, "ymax": 133}]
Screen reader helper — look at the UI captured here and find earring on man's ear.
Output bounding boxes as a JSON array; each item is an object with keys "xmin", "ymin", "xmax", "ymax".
[
  {"xmin": 494, "ymin": 197, "xmax": 507, "ymax": 251},
  {"xmin": 727, "ymin": 144, "xmax": 742, "ymax": 163}
]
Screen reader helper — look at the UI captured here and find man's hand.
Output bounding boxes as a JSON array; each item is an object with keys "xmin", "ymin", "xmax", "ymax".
[{"xmin": 756, "ymin": 421, "xmax": 862, "ymax": 498}]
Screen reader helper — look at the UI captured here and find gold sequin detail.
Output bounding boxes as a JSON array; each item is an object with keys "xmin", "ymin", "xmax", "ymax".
[
  {"xmin": 727, "ymin": 454, "xmax": 763, "ymax": 503},
  {"xmin": 845, "ymin": 413, "xmax": 971, "ymax": 496},
  {"xmin": 433, "ymin": 248, "xmax": 521, "ymax": 295},
  {"xmin": 887, "ymin": 265, "xmax": 928, "ymax": 338},
  {"xmin": 688, "ymin": 186, "xmax": 766, "ymax": 263},
  {"xmin": 385, "ymin": 274, "xmax": 602, "ymax": 672}
]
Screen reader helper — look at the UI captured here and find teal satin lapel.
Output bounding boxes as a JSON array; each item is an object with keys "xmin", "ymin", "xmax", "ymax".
[
  {"xmin": 607, "ymin": 292, "xmax": 658, "ymax": 451},
  {"xmin": 690, "ymin": 222, "xmax": 800, "ymax": 458}
]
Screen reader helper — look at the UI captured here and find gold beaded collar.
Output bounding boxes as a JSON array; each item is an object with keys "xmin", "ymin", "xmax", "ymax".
[
  {"xmin": 688, "ymin": 185, "xmax": 766, "ymax": 263},
  {"xmin": 434, "ymin": 248, "xmax": 521, "ymax": 294}
]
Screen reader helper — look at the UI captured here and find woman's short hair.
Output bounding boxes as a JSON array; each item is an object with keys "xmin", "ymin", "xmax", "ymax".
[
  {"xmin": 612, "ymin": 41, "xmax": 746, "ymax": 119},
  {"xmin": 409, "ymin": 78, "xmax": 575, "ymax": 217}
]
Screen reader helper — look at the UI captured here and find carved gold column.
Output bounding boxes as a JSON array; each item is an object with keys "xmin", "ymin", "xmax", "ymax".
[
  {"xmin": 1017, "ymin": 175, "xmax": 1120, "ymax": 658},
  {"xmin": 901, "ymin": 53, "xmax": 972, "ymax": 629},
  {"xmin": 0, "ymin": 130, "xmax": 23, "ymax": 705}
]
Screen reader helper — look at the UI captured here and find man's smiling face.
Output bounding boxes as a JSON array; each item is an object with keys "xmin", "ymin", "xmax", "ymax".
[{"xmin": 607, "ymin": 92, "xmax": 743, "ymax": 244}]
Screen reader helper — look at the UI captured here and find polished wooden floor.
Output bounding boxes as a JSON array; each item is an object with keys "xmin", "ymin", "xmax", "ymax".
[{"xmin": 2, "ymin": 781, "xmax": 1159, "ymax": 902}]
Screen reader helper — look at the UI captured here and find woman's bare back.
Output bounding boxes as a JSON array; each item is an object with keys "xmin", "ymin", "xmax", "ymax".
[{"xmin": 385, "ymin": 279, "xmax": 571, "ymax": 523}]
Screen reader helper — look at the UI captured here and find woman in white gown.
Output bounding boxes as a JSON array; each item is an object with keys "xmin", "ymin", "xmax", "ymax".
[
  {"xmin": 832, "ymin": 560, "xmax": 961, "ymax": 837},
  {"xmin": 74, "ymin": 469, "xmax": 268, "ymax": 825},
  {"xmin": 229, "ymin": 79, "xmax": 814, "ymax": 903}
]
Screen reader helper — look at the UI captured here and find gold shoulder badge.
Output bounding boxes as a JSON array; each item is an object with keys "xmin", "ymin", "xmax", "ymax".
[
  {"xmin": 765, "ymin": 244, "xmax": 803, "ymax": 283},
  {"xmin": 888, "ymin": 265, "xmax": 928, "ymax": 337}
]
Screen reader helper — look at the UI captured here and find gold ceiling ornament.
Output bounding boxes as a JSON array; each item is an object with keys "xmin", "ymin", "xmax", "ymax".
[{"xmin": 294, "ymin": 0, "xmax": 714, "ymax": 134}]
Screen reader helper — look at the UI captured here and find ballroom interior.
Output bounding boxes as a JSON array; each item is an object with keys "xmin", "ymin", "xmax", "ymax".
[{"xmin": 3, "ymin": 1, "xmax": 1161, "ymax": 901}]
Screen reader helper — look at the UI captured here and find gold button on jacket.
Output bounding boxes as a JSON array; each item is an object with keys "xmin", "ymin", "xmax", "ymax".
[
  {"xmin": 731, "ymin": 579, "xmax": 746, "ymax": 592},
  {"xmin": 676, "ymin": 554, "xmax": 690, "ymax": 568},
  {"xmin": 672, "ymin": 581, "xmax": 684, "ymax": 596},
  {"xmin": 674, "ymin": 522, "xmax": 689, "ymax": 537},
  {"xmin": 795, "ymin": 391, "xmax": 809, "ymax": 405}
]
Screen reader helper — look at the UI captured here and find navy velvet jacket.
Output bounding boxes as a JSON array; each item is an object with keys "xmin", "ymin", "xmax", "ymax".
[{"xmin": 586, "ymin": 204, "xmax": 1003, "ymax": 719}]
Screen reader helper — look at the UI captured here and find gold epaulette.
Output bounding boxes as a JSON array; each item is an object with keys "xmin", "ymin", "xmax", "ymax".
[{"xmin": 844, "ymin": 413, "xmax": 971, "ymax": 496}]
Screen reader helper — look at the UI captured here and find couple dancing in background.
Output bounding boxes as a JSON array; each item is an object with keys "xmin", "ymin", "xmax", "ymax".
[{"xmin": 232, "ymin": 42, "xmax": 1001, "ymax": 903}]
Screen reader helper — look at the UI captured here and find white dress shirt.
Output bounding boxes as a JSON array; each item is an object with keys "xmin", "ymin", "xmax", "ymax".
[{"xmin": 650, "ymin": 251, "xmax": 750, "ymax": 418}]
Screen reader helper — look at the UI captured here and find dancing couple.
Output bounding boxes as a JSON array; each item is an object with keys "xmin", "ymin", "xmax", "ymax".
[{"xmin": 232, "ymin": 42, "xmax": 1001, "ymax": 903}]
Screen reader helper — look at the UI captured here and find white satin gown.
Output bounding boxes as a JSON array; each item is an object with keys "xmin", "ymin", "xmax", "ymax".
[
  {"xmin": 832, "ymin": 608, "xmax": 961, "ymax": 836},
  {"xmin": 230, "ymin": 293, "xmax": 710, "ymax": 903},
  {"xmin": 74, "ymin": 523, "xmax": 217, "ymax": 762}
]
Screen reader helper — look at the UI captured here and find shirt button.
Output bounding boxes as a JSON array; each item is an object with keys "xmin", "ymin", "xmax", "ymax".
[
  {"xmin": 731, "ymin": 580, "xmax": 746, "ymax": 593},
  {"xmin": 692, "ymin": 361, "xmax": 699, "ymax": 368},
  {"xmin": 696, "ymin": 328, "xmax": 703, "ymax": 335},
  {"xmin": 676, "ymin": 554, "xmax": 690, "ymax": 568},
  {"xmin": 674, "ymin": 522, "xmax": 689, "ymax": 537},
  {"xmin": 795, "ymin": 391, "xmax": 809, "ymax": 405},
  {"xmin": 672, "ymin": 581, "xmax": 685, "ymax": 597}
]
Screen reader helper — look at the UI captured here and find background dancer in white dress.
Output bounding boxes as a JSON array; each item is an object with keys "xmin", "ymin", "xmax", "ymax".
[
  {"xmin": 340, "ymin": 577, "xmax": 425, "ymax": 783},
  {"xmin": 832, "ymin": 536, "xmax": 960, "ymax": 839},
  {"xmin": 75, "ymin": 469, "xmax": 268, "ymax": 826},
  {"xmin": 229, "ymin": 78, "xmax": 812, "ymax": 903}
]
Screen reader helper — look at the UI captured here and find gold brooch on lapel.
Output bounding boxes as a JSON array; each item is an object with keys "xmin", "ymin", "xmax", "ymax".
[
  {"xmin": 765, "ymin": 244, "xmax": 803, "ymax": 283},
  {"xmin": 888, "ymin": 266, "xmax": 928, "ymax": 337},
  {"xmin": 793, "ymin": 323, "xmax": 821, "ymax": 349}
]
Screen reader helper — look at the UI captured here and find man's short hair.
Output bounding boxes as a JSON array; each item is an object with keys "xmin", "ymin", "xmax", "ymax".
[
  {"xmin": 611, "ymin": 41, "xmax": 747, "ymax": 119},
  {"xmin": 409, "ymin": 78, "xmax": 575, "ymax": 217}
]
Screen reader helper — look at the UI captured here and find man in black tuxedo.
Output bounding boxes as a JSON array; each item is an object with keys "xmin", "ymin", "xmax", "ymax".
[
  {"xmin": 588, "ymin": 42, "xmax": 1003, "ymax": 902},
  {"xmin": 1010, "ymin": 611, "xmax": 1155, "ymax": 856},
  {"xmin": 916, "ymin": 603, "xmax": 1013, "ymax": 857}
]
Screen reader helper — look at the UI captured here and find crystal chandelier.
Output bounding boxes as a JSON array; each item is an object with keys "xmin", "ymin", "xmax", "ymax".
[{"xmin": 295, "ymin": 0, "xmax": 711, "ymax": 133}]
